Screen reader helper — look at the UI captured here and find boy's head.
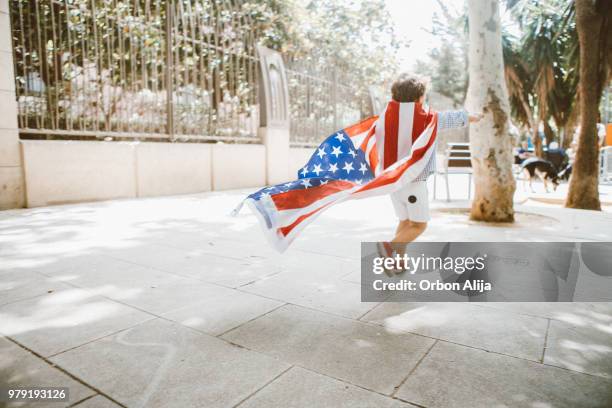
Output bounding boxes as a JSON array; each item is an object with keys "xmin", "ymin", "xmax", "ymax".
[{"xmin": 391, "ymin": 73, "xmax": 427, "ymax": 103}]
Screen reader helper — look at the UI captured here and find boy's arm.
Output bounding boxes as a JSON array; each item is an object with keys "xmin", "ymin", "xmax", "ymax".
[{"xmin": 438, "ymin": 110, "xmax": 483, "ymax": 131}]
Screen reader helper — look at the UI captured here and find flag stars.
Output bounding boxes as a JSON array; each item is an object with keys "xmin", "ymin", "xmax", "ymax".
[
  {"xmin": 317, "ymin": 147, "xmax": 327, "ymax": 159},
  {"xmin": 312, "ymin": 163, "xmax": 323, "ymax": 176},
  {"xmin": 335, "ymin": 132, "xmax": 345, "ymax": 142},
  {"xmin": 359, "ymin": 162, "xmax": 368, "ymax": 175},
  {"xmin": 348, "ymin": 149, "xmax": 357, "ymax": 159},
  {"xmin": 331, "ymin": 146, "xmax": 343, "ymax": 158},
  {"xmin": 328, "ymin": 163, "xmax": 338, "ymax": 173},
  {"xmin": 301, "ymin": 179, "xmax": 312, "ymax": 188},
  {"xmin": 300, "ymin": 166, "xmax": 309, "ymax": 177},
  {"xmin": 342, "ymin": 161, "xmax": 354, "ymax": 175}
]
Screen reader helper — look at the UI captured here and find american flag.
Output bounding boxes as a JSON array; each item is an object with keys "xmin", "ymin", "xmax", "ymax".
[{"xmin": 233, "ymin": 101, "xmax": 438, "ymax": 252}]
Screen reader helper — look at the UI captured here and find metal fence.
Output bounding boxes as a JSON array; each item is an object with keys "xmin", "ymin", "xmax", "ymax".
[
  {"xmin": 10, "ymin": 0, "xmax": 368, "ymax": 145},
  {"xmin": 10, "ymin": 0, "xmax": 261, "ymax": 142},
  {"xmin": 285, "ymin": 60, "xmax": 365, "ymax": 147}
]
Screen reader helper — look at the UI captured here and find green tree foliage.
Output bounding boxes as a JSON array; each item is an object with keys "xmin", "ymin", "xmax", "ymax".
[
  {"xmin": 415, "ymin": 0, "xmax": 468, "ymax": 107},
  {"xmin": 506, "ymin": 0, "xmax": 579, "ymax": 148},
  {"xmin": 421, "ymin": 0, "xmax": 582, "ymax": 149},
  {"xmin": 277, "ymin": 0, "xmax": 404, "ymax": 109}
]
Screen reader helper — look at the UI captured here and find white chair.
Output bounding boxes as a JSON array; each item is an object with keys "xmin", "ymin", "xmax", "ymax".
[{"xmin": 433, "ymin": 142, "xmax": 473, "ymax": 201}]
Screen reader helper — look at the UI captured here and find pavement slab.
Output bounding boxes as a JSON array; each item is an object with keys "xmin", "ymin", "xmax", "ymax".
[
  {"xmin": 71, "ymin": 395, "xmax": 122, "ymax": 407},
  {"xmin": 50, "ymin": 318, "xmax": 291, "ymax": 408},
  {"xmin": 545, "ymin": 316, "xmax": 612, "ymax": 379},
  {"xmin": 160, "ymin": 288, "xmax": 283, "ymax": 336},
  {"xmin": 395, "ymin": 341, "xmax": 612, "ymax": 408},
  {"xmin": 0, "ymin": 270, "xmax": 73, "ymax": 306},
  {"xmin": 0, "ymin": 288, "xmax": 154, "ymax": 357},
  {"xmin": 476, "ymin": 302, "xmax": 612, "ymax": 320},
  {"xmin": 361, "ymin": 302, "xmax": 548, "ymax": 361},
  {"xmin": 150, "ymin": 252, "xmax": 284, "ymax": 288},
  {"xmin": 0, "ymin": 337, "xmax": 95, "ymax": 408},
  {"xmin": 49, "ymin": 261, "xmax": 243, "ymax": 316},
  {"xmin": 240, "ymin": 268, "xmax": 383, "ymax": 319},
  {"xmin": 222, "ymin": 304, "xmax": 435, "ymax": 395},
  {"xmin": 238, "ymin": 366, "xmax": 416, "ymax": 408}
]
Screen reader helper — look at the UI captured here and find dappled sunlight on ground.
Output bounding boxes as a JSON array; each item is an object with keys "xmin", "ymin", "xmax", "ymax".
[
  {"xmin": 0, "ymin": 287, "xmax": 143, "ymax": 337},
  {"xmin": 1, "ymin": 187, "xmax": 611, "ymax": 407},
  {"xmin": 372, "ymin": 301, "xmax": 612, "ymax": 380},
  {"xmin": 383, "ymin": 305, "xmax": 446, "ymax": 334}
]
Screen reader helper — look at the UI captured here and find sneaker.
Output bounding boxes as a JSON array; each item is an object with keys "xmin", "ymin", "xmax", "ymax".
[{"xmin": 376, "ymin": 242, "xmax": 398, "ymax": 277}]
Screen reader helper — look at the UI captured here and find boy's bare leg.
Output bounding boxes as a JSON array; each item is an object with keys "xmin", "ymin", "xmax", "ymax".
[
  {"xmin": 394, "ymin": 220, "xmax": 407, "ymax": 236},
  {"xmin": 391, "ymin": 220, "xmax": 427, "ymax": 255}
]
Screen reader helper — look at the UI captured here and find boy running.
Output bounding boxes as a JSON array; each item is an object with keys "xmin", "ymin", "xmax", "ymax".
[{"xmin": 381, "ymin": 74, "xmax": 482, "ymax": 258}]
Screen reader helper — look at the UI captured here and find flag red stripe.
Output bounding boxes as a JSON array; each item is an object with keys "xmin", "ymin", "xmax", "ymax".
[
  {"xmin": 383, "ymin": 102, "xmax": 399, "ymax": 169},
  {"xmin": 368, "ymin": 146, "xmax": 379, "ymax": 174},
  {"xmin": 356, "ymin": 120, "xmax": 437, "ymax": 194},
  {"xmin": 272, "ymin": 180, "xmax": 355, "ymax": 210},
  {"xmin": 279, "ymin": 203, "xmax": 331, "ymax": 237},
  {"xmin": 359, "ymin": 127, "xmax": 376, "ymax": 153},
  {"xmin": 412, "ymin": 105, "xmax": 432, "ymax": 143},
  {"xmin": 345, "ymin": 116, "xmax": 378, "ymax": 138}
]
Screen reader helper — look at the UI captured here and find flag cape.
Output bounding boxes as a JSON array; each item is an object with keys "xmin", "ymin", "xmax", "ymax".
[{"xmin": 232, "ymin": 101, "xmax": 438, "ymax": 252}]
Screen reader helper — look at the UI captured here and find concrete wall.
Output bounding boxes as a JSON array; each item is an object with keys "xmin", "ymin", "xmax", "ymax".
[
  {"xmin": 260, "ymin": 127, "xmax": 290, "ymax": 185},
  {"xmin": 19, "ymin": 141, "xmax": 311, "ymax": 207},
  {"xmin": 22, "ymin": 141, "xmax": 139, "ymax": 207},
  {"xmin": 0, "ymin": 1, "xmax": 25, "ymax": 209},
  {"xmin": 211, "ymin": 144, "xmax": 266, "ymax": 190},
  {"xmin": 12, "ymin": 137, "xmax": 316, "ymax": 208},
  {"xmin": 137, "ymin": 143, "xmax": 212, "ymax": 198},
  {"xmin": 21, "ymin": 140, "xmax": 268, "ymax": 207}
]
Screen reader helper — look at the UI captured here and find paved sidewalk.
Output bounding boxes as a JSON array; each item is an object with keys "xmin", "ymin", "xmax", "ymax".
[{"xmin": 1, "ymin": 185, "xmax": 611, "ymax": 407}]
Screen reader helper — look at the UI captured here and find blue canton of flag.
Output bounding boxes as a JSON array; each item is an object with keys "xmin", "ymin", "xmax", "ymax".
[{"xmin": 247, "ymin": 130, "xmax": 374, "ymax": 202}]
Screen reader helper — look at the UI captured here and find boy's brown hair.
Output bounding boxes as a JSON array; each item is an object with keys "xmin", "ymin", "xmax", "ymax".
[{"xmin": 391, "ymin": 73, "xmax": 427, "ymax": 103}]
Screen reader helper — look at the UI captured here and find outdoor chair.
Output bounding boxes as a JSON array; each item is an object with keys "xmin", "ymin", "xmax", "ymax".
[{"xmin": 433, "ymin": 142, "xmax": 473, "ymax": 202}]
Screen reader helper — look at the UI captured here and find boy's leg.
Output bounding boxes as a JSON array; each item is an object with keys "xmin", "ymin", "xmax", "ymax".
[
  {"xmin": 393, "ymin": 220, "xmax": 427, "ymax": 242},
  {"xmin": 391, "ymin": 220, "xmax": 427, "ymax": 254},
  {"xmin": 394, "ymin": 219, "xmax": 409, "ymax": 236},
  {"xmin": 389, "ymin": 182, "xmax": 430, "ymax": 255}
]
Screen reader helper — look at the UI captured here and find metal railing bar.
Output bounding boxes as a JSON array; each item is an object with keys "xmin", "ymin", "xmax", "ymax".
[{"xmin": 18, "ymin": 128, "xmax": 260, "ymax": 143}]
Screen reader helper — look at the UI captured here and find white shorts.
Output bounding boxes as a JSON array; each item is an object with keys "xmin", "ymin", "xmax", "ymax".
[{"xmin": 390, "ymin": 182, "xmax": 430, "ymax": 222}]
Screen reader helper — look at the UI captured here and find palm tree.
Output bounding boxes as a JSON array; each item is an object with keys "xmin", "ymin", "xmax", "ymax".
[
  {"xmin": 466, "ymin": 0, "xmax": 516, "ymax": 222},
  {"xmin": 504, "ymin": 0, "xmax": 579, "ymax": 155},
  {"xmin": 503, "ymin": 32, "xmax": 538, "ymax": 148},
  {"xmin": 566, "ymin": 0, "xmax": 612, "ymax": 210}
]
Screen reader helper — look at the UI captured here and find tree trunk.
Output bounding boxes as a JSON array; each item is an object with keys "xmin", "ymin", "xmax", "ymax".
[
  {"xmin": 543, "ymin": 120, "xmax": 555, "ymax": 147},
  {"xmin": 566, "ymin": 0, "xmax": 606, "ymax": 211},
  {"xmin": 563, "ymin": 102, "xmax": 580, "ymax": 149},
  {"xmin": 466, "ymin": 0, "xmax": 515, "ymax": 222},
  {"xmin": 533, "ymin": 121, "xmax": 543, "ymax": 157}
]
